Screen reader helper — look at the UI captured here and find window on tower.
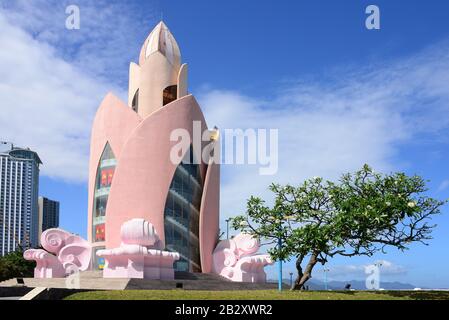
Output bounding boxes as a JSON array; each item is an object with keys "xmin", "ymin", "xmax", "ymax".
[
  {"xmin": 132, "ymin": 89, "xmax": 139, "ymax": 112},
  {"xmin": 164, "ymin": 145, "xmax": 203, "ymax": 272},
  {"xmin": 163, "ymin": 85, "xmax": 177, "ymax": 106},
  {"xmin": 92, "ymin": 143, "xmax": 116, "ymax": 246}
]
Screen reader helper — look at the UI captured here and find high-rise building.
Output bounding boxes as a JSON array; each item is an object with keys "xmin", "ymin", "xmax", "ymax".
[
  {"xmin": 0, "ymin": 145, "xmax": 41, "ymax": 256},
  {"xmin": 38, "ymin": 196, "xmax": 59, "ymax": 242}
]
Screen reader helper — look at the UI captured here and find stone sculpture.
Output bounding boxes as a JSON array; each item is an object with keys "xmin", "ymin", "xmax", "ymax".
[
  {"xmin": 212, "ymin": 233, "xmax": 273, "ymax": 283},
  {"xmin": 24, "ymin": 228, "xmax": 92, "ymax": 278}
]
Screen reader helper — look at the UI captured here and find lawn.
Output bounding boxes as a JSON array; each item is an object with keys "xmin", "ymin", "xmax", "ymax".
[{"xmin": 64, "ymin": 290, "xmax": 449, "ymax": 300}]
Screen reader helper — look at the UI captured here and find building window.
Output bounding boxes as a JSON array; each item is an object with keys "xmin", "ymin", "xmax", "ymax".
[
  {"xmin": 92, "ymin": 143, "xmax": 116, "ymax": 245},
  {"xmin": 163, "ymin": 85, "xmax": 177, "ymax": 106},
  {"xmin": 132, "ymin": 89, "xmax": 139, "ymax": 113},
  {"xmin": 164, "ymin": 146, "xmax": 202, "ymax": 272}
]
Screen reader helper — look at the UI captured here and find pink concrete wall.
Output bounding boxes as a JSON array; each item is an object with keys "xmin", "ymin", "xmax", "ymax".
[
  {"xmin": 87, "ymin": 93, "xmax": 142, "ymax": 244},
  {"xmin": 199, "ymin": 160, "xmax": 220, "ymax": 273}
]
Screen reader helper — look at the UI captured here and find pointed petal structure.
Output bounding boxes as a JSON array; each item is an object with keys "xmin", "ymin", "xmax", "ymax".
[
  {"xmin": 85, "ymin": 21, "xmax": 269, "ymax": 281},
  {"xmin": 140, "ymin": 21, "xmax": 181, "ymax": 68}
]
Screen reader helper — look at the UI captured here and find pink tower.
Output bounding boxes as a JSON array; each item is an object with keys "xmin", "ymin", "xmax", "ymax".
[{"xmin": 87, "ymin": 21, "xmax": 220, "ymax": 274}]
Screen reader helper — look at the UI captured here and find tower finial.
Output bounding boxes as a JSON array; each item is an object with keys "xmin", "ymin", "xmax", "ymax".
[{"xmin": 139, "ymin": 21, "xmax": 181, "ymax": 67}]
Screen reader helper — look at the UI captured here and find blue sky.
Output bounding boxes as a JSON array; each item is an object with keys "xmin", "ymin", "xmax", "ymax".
[{"xmin": 1, "ymin": 0, "xmax": 449, "ymax": 288}]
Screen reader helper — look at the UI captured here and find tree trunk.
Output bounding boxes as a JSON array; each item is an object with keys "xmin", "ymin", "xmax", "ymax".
[{"xmin": 292, "ymin": 252, "xmax": 318, "ymax": 291}]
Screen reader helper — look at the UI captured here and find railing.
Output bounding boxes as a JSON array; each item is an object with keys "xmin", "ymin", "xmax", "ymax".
[{"xmin": 165, "ymin": 216, "xmax": 199, "ymax": 243}]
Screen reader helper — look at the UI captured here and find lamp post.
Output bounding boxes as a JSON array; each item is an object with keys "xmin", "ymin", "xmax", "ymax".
[
  {"xmin": 289, "ymin": 272, "xmax": 293, "ymax": 287},
  {"xmin": 225, "ymin": 218, "xmax": 231, "ymax": 240},
  {"xmin": 278, "ymin": 236, "xmax": 283, "ymax": 292},
  {"xmin": 323, "ymin": 268, "xmax": 330, "ymax": 291},
  {"xmin": 276, "ymin": 217, "xmax": 284, "ymax": 292}
]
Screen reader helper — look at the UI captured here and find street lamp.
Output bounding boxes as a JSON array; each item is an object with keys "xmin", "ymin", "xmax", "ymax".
[
  {"xmin": 289, "ymin": 272, "xmax": 294, "ymax": 287},
  {"xmin": 323, "ymin": 268, "xmax": 330, "ymax": 291},
  {"xmin": 278, "ymin": 236, "xmax": 283, "ymax": 292},
  {"xmin": 276, "ymin": 219, "xmax": 284, "ymax": 292}
]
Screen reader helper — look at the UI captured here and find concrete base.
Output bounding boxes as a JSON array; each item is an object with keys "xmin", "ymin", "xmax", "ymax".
[{"xmin": 0, "ymin": 271, "xmax": 287, "ymax": 291}]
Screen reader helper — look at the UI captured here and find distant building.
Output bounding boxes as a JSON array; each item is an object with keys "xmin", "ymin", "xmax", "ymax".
[
  {"xmin": 38, "ymin": 196, "xmax": 59, "ymax": 242},
  {"xmin": 0, "ymin": 145, "xmax": 42, "ymax": 256}
]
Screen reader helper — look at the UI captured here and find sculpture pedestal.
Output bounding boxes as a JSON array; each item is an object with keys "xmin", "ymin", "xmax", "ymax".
[
  {"xmin": 97, "ymin": 219, "xmax": 180, "ymax": 280},
  {"xmin": 98, "ymin": 248, "xmax": 179, "ymax": 280}
]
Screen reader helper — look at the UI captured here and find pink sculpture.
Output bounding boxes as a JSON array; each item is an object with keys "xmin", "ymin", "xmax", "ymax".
[
  {"xmin": 24, "ymin": 229, "xmax": 92, "ymax": 278},
  {"xmin": 212, "ymin": 233, "xmax": 273, "ymax": 283},
  {"xmin": 97, "ymin": 218, "xmax": 180, "ymax": 279}
]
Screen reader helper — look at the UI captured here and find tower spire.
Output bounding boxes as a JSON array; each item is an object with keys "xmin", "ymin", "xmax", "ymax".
[
  {"xmin": 130, "ymin": 21, "xmax": 185, "ymax": 118},
  {"xmin": 139, "ymin": 21, "xmax": 181, "ymax": 67}
]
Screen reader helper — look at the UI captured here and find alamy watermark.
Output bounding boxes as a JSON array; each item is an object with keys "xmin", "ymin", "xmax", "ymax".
[
  {"xmin": 170, "ymin": 121, "xmax": 279, "ymax": 176},
  {"xmin": 65, "ymin": 5, "xmax": 80, "ymax": 30},
  {"xmin": 65, "ymin": 264, "xmax": 81, "ymax": 289},
  {"xmin": 365, "ymin": 263, "xmax": 382, "ymax": 290},
  {"xmin": 365, "ymin": 5, "xmax": 380, "ymax": 30}
]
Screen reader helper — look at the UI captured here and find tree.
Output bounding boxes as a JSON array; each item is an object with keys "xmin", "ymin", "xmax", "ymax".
[
  {"xmin": 0, "ymin": 249, "xmax": 35, "ymax": 282},
  {"xmin": 232, "ymin": 165, "xmax": 446, "ymax": 290}
]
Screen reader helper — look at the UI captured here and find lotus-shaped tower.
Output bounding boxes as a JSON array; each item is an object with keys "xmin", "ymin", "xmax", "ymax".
[{"xmin": 87, "ymin": 21, "xmax": 220, "ymax": 274}]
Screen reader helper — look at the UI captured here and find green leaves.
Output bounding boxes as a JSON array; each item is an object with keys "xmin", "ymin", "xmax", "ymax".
[
  {"xmin": 233, "ymin": 164, "xmax": 446, "ymax": 264},
  {"xmin": 0, "ymin": 249, "xmax": 35, "ymax": 281}
]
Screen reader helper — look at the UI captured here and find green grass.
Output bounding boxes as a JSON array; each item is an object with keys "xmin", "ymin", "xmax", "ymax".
[{"xmin": 64, "ymin": 290, "xmax": 449, "ymax": 300}]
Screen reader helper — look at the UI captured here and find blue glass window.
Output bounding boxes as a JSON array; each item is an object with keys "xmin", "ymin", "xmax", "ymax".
[{"xmin": 164, "ymin": 147, "xmax": 202, "ymax": 272}]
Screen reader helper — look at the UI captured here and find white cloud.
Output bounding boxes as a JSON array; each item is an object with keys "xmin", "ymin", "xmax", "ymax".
[
  {"xmin": 198, "ymin": 41, "xmax": 449, "ymax": 232},
  {"xmin": 0, "ymin": 1, "xmax": 157, "ymax": 182},
  {"xmin": 0, "ymin": 0, "xmax": 158, "ymax": 87},
  {"xmin": 0, "ymin": 10, "xmax": 125, "ymax": 182}
]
